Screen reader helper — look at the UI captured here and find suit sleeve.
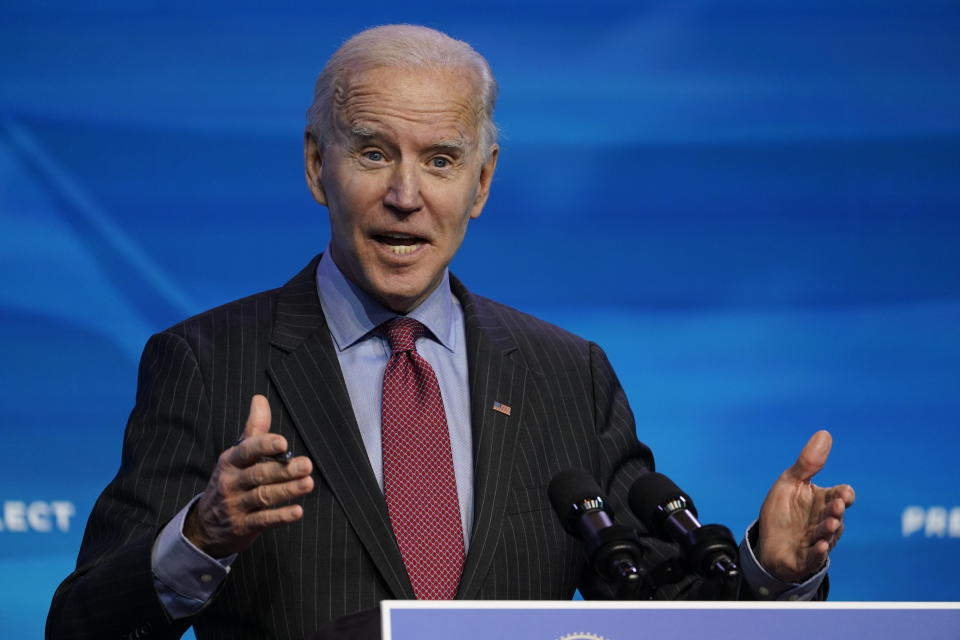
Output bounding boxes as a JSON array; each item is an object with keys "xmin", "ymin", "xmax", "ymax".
[
  {"xmin": 576, "ymin": 341, "xmax": 702, "ymax": 600},
  {"xmin": 46, "ymin": 331, "xmax": 216, "ymax": 640},
  {"xmin": 578, "ymin": 342, "xmax": 829, "ymax": 601}
]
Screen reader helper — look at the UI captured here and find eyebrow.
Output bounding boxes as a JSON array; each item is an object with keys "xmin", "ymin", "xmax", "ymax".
[
  {"xmin": 429, "ymin": 139, "xmax": 467, "ymax": 154},
  {"xmin": 348, "ymin": 126, "xmax": 468, "ymax": 154},
  {"xmin": 350, "ymin": 126, "xmax": 378, "ymax": 139}
]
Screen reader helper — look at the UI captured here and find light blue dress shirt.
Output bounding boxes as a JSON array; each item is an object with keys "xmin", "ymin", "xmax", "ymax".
[
  {"xmin": 151, "ymin": 253, "xmax": 824, "ymax": 617},
  {"xmin": 313, "ymin": 252, "xmax": 475, "ymax": 542}
]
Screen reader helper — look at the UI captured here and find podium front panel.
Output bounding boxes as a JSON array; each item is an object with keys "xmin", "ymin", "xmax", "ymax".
[{"xmin": 382, "ymin": 601, "xmax": 960, "ymax": 640}]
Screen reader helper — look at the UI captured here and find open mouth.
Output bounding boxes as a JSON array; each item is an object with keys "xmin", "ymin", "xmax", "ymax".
[{"xmin": 372, "ymin": 232, "xmax": 427, "ymax": 256}]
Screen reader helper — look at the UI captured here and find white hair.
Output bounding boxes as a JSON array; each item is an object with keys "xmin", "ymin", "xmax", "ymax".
[{"xmin": 306, "ymin": 24, "xmax": 499, "ymax": 159}]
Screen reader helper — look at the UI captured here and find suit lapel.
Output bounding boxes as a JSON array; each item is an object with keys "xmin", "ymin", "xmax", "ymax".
[
  {"xmin": 266, "ymin": 256, "xmax": 415, "ymax": 599},
  {"xmin": 452, "ymin": 277, "xmax": 528, "ymax": 599},
  {"xmin": 264, "ymin": 259, "xmax": 528, "ymax": 601}
]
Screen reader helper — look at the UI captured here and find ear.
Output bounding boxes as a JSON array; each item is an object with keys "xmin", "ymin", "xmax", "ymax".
[
  {"xmin": 469, "ymin": 144, "xmax": 499, "ymax": 219},
  {"xmin": 304, "ymin": 131, "xmax": 327, "ymax": 206}
]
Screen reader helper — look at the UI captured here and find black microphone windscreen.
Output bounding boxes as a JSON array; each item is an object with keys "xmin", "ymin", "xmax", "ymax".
[
  {"xmin": 628, "ymin": 472, "xmax": 697, "ymax": 536},
  {"xmin": 548, "ymin": 469, "xmax": 603, "ymax": 520}
]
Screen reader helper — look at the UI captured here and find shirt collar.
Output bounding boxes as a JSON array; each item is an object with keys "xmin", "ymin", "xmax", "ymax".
[{"xmin": 315, "ymin": 249, "xmax": 457, "ymax": 353}]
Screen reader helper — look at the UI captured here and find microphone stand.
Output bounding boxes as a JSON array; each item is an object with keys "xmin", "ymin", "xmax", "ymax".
[
  {"xmin": 675, "ymin": 522, "xmax": 742, "ymax": 600},
  {"xmin": 583, "ymin": 523, "xmax": 687, "ymax": 600},
  {"xmin": 581, "ymin": 521, "xmax": 657, "ymax": 599},
  {"xmin": 598, "ymin": 523, "xmax": 741, "ymax": 600}
]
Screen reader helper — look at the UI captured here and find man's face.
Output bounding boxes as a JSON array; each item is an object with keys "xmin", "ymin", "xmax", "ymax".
[{"xmin": 305, "ymin": 66, "xmax": 498, "ymax": 313}]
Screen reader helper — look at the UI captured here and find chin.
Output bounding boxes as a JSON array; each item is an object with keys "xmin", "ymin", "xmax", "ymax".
[{"xmin": 369, "ymin": 271, "xmax": 436, "ymax": 313}]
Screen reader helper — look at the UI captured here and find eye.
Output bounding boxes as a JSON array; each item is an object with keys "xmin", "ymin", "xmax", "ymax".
[
  {"xmin": 362, "ymin": 150, "xmax": 385, "ymax": 162},
  {"xmin": 430, "ymin": 156, "xmax": 451, "ymax": 169}
]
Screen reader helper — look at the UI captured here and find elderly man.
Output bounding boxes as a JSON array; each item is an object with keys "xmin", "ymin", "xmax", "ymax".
[{"xmin": 47, "ymin": 25, "xmax": 854, "ymax": 640}]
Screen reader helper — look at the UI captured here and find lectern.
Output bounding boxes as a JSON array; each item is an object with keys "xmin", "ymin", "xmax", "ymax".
[{"xmin": 382, "ymin": 601, "xmax": 960, "ymax": 640}]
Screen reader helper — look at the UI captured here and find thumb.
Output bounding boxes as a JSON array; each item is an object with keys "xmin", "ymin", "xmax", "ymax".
[
  {"xmin": 242, "ymin": 394, "xmax": 272, "ymax": 438},
  {"xmin": 785, "ymin": 429, "xmax": 832, "ymax": 483}
]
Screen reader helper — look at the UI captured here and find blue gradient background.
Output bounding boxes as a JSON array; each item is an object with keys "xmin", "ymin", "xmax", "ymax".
[{"xmin": 1, "ymin": 2, "xmax": 958, "ymax": 637}]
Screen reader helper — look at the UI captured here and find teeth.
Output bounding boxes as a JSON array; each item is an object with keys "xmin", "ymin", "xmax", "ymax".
[{"xmin": 389, "ymin": 244, "xmax": 418, "ymax": 255}]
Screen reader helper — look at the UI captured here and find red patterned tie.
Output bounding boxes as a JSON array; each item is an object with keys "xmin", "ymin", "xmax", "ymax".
[{"xmin": 380, "ymin": 316, "xmax": 465, "ymax": 600}]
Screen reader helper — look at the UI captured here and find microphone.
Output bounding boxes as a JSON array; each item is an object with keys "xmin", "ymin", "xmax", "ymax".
[
  {"xmin": 628, "ymin": 472, "xmax": 740, "ymax": 582},
  {"xmin": 548, "ymin": 469, "xmax": 647, "ymax": 589}
]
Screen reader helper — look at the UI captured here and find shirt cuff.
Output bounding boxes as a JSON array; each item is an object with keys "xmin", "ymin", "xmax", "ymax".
[
  {"xmin": 151, "ymin": 495, "xmax": 237, "ymax": 619},
  {"xmin": 739, "ymin": 520, "xmax": 827, "ymax": 601}
]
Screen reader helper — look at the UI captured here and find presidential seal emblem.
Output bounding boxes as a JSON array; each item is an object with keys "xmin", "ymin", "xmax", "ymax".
[{"xmin": 555, "ymin": 633, "xmax": 608, "ymax": 640}]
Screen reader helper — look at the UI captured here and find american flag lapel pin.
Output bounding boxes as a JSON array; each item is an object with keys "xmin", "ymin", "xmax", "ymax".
[{"xmin": 492, "ymin": 401, "xmax": 512, "ymax": 416}]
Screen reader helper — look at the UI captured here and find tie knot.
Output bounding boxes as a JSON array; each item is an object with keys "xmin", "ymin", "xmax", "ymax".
[{"xmin": 382, "ymin": 316, "xmax": 426, "ymax": 354}]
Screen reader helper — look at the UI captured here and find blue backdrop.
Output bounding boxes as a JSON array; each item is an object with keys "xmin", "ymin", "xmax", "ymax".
[{"xmin": 2, "ymin": 2, "xmax": 959, "ymax": 637}]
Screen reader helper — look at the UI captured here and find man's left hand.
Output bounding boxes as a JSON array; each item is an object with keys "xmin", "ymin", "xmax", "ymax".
[{"xmin": 756, "ymin": 430, "xmax": 856, "ymax": 583}]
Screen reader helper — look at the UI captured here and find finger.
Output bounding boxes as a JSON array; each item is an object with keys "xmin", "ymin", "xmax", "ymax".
[
  {"xmin": 825, "ymin": 497, "xmax": 847, "ymax": 519},
  {"xmin": 830, "ymin": 522, "xmax": 845, "ymax": 548},
  {"xmin": 242, "ymin": 394, "xmax": 272, "ymax": 439},
  {"xmin": 784, "ymin": 429, "xmax": 832, "ymax": 483},
  {"xmin": 245, "ymin": 504, "xmax": 305, "ymax": 533},
  {"xmin": 239, "ymin": 475, "xmax": 314, "ymax": 511},
  {"xmin": 811, "ymin": 538, "xmax": 830, "ymax": 558},
  {"xmin": 829, "ymin": 483, "xmax": 856, "ymax": 507},
  {"xmin": 226, "ymin": 433, "xmax": 289, "ymax": 468},
  {"xmin": 237, "ymin": 456, "xmax": 313, "ymax": 490},
  {"xmin": 812, "ymin": 516, "xmax": 841, "ymax": 542}
]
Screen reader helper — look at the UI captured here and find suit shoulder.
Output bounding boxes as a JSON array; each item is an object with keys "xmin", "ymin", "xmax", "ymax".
[
  {"xmin": 157, "ymin": 287, "xmax": 282, "ymax": 346},
  {"xmin": 467, "ymin": 293, "xmax": 596, "ymax": 363},
  {"xmin": 156, "ymin": 256, "xmax": 320, "ymax": 347}
]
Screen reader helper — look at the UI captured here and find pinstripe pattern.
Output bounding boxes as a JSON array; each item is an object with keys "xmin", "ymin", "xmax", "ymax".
[{"xmin": 48, "ymin": 255, "xmax": 700, "ymax": 640}]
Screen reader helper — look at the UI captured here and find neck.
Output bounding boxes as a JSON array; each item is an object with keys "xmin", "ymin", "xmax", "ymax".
[{"xmin": 328, "ymin": 247, "xmax": 443, "ymax": 315}]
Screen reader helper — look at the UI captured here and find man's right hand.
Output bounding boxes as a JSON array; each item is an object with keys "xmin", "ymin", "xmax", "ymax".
[{"xmin": 183, "ymin": 394, "xmax": 314, "ymax": 558}]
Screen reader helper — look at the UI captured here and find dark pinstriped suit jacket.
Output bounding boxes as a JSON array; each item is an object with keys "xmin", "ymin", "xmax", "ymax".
[{"xmin": 47, "ymin": 255, "xmax": 698, "ymax": 640}]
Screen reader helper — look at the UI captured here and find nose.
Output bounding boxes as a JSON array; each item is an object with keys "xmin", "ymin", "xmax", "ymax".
[{"xmin": 383, "ymin": 160, "xmax": 423, "ymax": 215}]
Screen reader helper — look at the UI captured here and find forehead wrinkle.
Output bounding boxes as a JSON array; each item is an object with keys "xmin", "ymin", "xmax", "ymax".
[
  {"xmin": 334, "ymin": 76, "xmax": 481, "ymax": 145},
  {"xmin": 347, "ymin": 100, "xmax": 477, "ymax": 127},
  {"xmin": 339, "ymin": 74, "xmax": 478, "ymax": 112}
]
